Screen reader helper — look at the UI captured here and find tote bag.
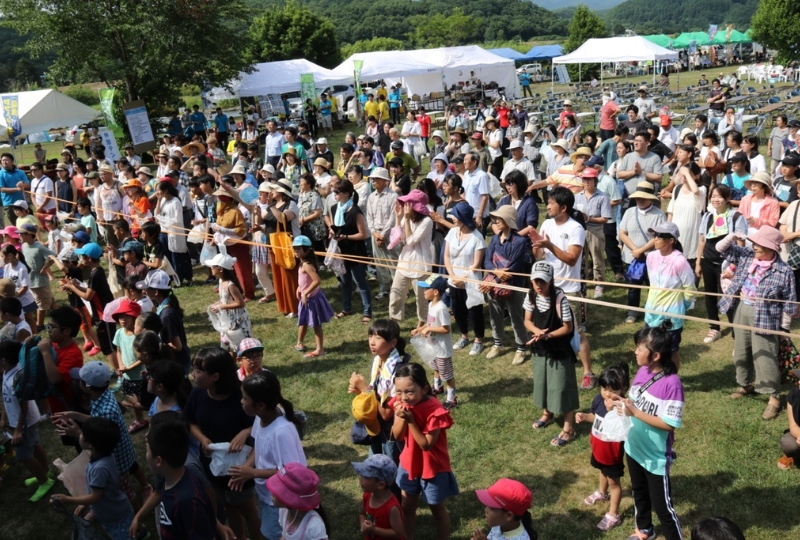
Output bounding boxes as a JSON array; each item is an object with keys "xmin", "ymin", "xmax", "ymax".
[{"xmin": 269, "ymin": 212, "xmax": 296, "ymax": 270}]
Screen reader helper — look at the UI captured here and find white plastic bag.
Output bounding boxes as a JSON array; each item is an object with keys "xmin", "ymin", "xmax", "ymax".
[
  {"xmin": 324, "ymin": 239, "xmax": 347, "ymax": 277},
  {"xmin": 465, "ymin": 270, "xmax": 486, "ymax": 309},
  {"xmin": 207, "ymin": 306, "xmax": 232, "ymax": 333},
  {"xmin": 208, "ymin": 442, "xmax": 253, "ymax": 477},
  {"xmin": 598, "ymin": 406, "xmax": 633, "ymax": 442},
  {"xmin": 53, "ymin": 450, "xmax": 91, "ymax": 497},
  {"xmin": 410, "ymin": 335, "xmax": 438, "ymax": 367}
]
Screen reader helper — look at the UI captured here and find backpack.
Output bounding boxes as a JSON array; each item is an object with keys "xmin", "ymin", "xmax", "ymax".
[
  {"xmin": 527, "ymin": 288, "xmax": 581, "ymax": 354},
  {"xmin": 12, "ymin": 336, "xmax": 62, "ymax": 402}
]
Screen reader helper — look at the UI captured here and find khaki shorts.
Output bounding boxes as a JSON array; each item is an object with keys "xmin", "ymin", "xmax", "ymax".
[
  {"xmin": 564, "ymin": 291, "xmax": 586, "ymax": 332},
  {"xmin": 31, "ymin": 285, "xmax": 53, "ymax": 310}
]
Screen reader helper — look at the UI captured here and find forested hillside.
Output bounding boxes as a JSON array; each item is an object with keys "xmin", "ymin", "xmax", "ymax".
[{"xmin": 604, "ymin": 0, "xmax": 758, "ymax": 34}]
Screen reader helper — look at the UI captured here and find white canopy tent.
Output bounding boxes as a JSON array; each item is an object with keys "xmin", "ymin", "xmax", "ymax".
[
  {"xmin": 0, "ymin": 89, "xmax": 99, "ymax": 136},
  {"xmin": 208, "ymin": 59, "xmax": 353, "ymax": 100},
  {"xmin": 334, "ymin": 46, "xmax": 521, "ymax": 98},
  {"xmin": 552, "ymin": 36, "xmax": 679, "ymax": 87}
]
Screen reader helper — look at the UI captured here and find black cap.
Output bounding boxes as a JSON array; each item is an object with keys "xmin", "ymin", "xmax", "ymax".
[
  {"xmin": 729, "ymin": 152, "xmax": 748, "ymax": 163},
  {"xmin": 782, "ymin": 153, "xmax": 800, "ymax": 167},
  {"xmin": 788, "ymin": 119, "xmax": 800, "ymax": 128}
]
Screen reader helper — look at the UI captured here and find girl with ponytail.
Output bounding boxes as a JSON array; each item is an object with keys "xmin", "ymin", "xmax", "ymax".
[{"xmin": 229, "ymin": 370, "xmax": 307, "ymax": 540}]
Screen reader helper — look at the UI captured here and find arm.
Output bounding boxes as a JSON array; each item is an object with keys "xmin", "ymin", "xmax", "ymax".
[
  {"xmin": 39, "ymin": 340, "xmax": 62, "ymax": 384},
  {"xmin": 218, "ymin": 283, "xmax": 245, "ymax": 310},
  {"xmin": 533, "ymin": 236, "xmax": 581, "ymax": 266},
  {"xmin": 51, "ymin": 488, "xmax": 104, "ymax": 507}
]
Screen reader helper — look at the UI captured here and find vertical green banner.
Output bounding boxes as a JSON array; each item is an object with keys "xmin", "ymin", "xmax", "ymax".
[
  {"xmin": 353, "ymin": 59, "xmax": 364, "ymax": 94},
  {"xmin": 98, "ymin": 88, "xmax": 117, "ymax": 126},
  {"xmin": 300, "ymin": 73, "xmax": 316, "ymax": 105}
]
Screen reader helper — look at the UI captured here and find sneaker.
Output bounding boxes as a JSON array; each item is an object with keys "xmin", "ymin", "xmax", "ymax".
[
  {"xmin": 375, "ymin": 291, "xmax": 389, "ymax": 300},
  {"xmin": 584, "ymin": 490, "xmax": 609, "ymax": 505},
  {"xmin": 581, "ymin": 372, "xmax": 597, "ymax": 390},
  {"xmin": 703, "ymin": 329, "xmax": 722, "ymax": 344},
  {"xmin": 319, "ymin": 264, "xmax": 328, "ymax": 272},
  {"xmin": 432, "ymin": 386, "xmax": 445, "ymax": 396},
  {"xmin": 443, "ymin": 398, "xmax": 459, "ymax": 410},
  {"xmin": 597, "ymin": 513, "xmax": 622, "ymax": 531},
  {"xmin": 485, "ymin": 345, "xmax": 505, "ymax": 360},
  {"xmin": 626, "ymin": 528, "xmax": 655, "ymax": 540},
  {"xmin": 203, "ymin": 277, "xmax": 216, "ymax": 285},
  {"xmin": 511, "ymin": 350, "xmax": 530, "ymax": 366},
  {"xmin": 29, "ymin": 476, "xmax": 56, "ymax": 502},
  {"xmin": 453, "ymin": 337, "xmax": 470, "ymax": 350},
  {"xmin": 87, "ymin": 346, "xmax": 103, "ymax": 357},
  {"xmin": 286, "ymin": 312, "xmax": 296, "ymax": 319},
  {"xmin": 625, "ymin": 316, "xmax": 637, "ymax": 324},
  {"xmin": 469, "ymin": 342, "xmax": 485, "ymax": 356},
  {"xmin": 594, "ymin": 286, "xmax": 604, "ymax": 299}
]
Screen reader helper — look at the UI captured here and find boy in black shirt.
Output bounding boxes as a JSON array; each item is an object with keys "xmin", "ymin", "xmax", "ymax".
[{"xmin": 140, "ymin": 221, "xmax": 164, "ymax": 271}]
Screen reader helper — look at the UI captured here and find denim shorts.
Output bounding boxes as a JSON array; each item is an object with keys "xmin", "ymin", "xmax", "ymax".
[
  {"xmin": 257, "ymin": 497, "xmax": 282, "ymax": 540},
  {"xmin": 14, "ymin": 424, "xmax": 40, "ymax": 461},
  {"xmin": 396, "ymin": 465, "xmax": 459, "ymax": 505}
]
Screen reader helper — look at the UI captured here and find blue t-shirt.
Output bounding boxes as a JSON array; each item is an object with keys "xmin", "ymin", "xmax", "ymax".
[
  {"xmin": 189, "ymin": 111, "xmax": 206, "ymax": 131},
  {"xmin": 624, "ymin": 366, "xmax": 684, "ymax": 475},
  {"xmin": 86, "ymin": 455, "xmax": 132, "ymax": 526},
  {"xmin": 359, "ymin": 93, "xmax": 369, "ymax": 106},
  {"xmin": 214, "ymin": 114, "xmax": 229, "ymax": 132},
  {"xmin": 168, "ymin": 118, "xmax": 182, "ymax": 135},
  {"xmin": 520, "ymin": 73, "xmax": 531, "ymax": 86},
  {"xmin": 319, "ymin": 99, "xmax": 332, "ymax": 116},
  {"xmin": 0, "ymin": 168, "xmax": 28, "ymax": 206},
  {"xmin": 389, "ymin": 90, "xmax": 401, "ymax": 109}
]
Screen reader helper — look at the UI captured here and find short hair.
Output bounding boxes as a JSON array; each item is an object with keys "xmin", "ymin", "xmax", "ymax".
[
  {"xmin": 198, "ymin": 173, "xmax": 215, "ymax": 186},
  {"xmin": 363, "ymin": 136, "xmax": 375, "ymax": 145},
  {"xmin": 627, "ymin": 104, "xmax": 639, "ymax": 114},
  {"xmin": 614, "ymin": 125, "xmax": 629, "ymax": 137},
  {"xmin": 712, "ymin": 78, "xmax": 721, "ymax": 85},
  {"xmin": 0, "ymin": 296, "xmax": 22, "ymax": 317},
  {"xmin": 550, "ymin": 186, "xmax": 574, "ymax": 212},
  {"xmin": 690, "ymin": 517, "xmax": 745, "ymax": 540},
  {"xmin": 247, "ymin": 143, "xmax": 258, "ymax": 152},
  {"xmin": 77, "ymin": 197, "xmax": 92, "ymax": 208},
  {"xmin": 504, "ymin": 170, "xmax": 528, "ymax": 196},
  {"xmin": 634, "ymin": 130, "xmax": 651, "ymax": 142},
  {"xmin": 648, "ymin": 125, "xmax": 661, "ymax": 137},
  {"xmin": 695, "ymin": 114, "xmax": 708, "ymax": 123},
  {"xmin": 193, "ymin": 161, "xmax": 208, "ymax": 173},
  {"xmin": 141, "ymin": 221, "xmax": 161, "ymax": 238},
  {"xmin": 81, "ymin": 417, "xmax": 120, "ymax": 457},
  {"xmin": 0, "ymin": 340, "xmax": 22, "ymax": 366},
  {"xmin": 114, "ymin": 219, "xmax": 130, "ymax": 232},
  {"xmin": 147, "ymin": 418, "xmax": 190, "ymax": 468},
  {"xmin": 340, "ymin": 143, "xmax": 354, "ymax": 153},
  {"xmin": 49, "ymin": 306, "xmax": 82, "ymax": 337},
  {"xmin": 703, "ymin": 131, "xmax": 719, "ymax": 144}
]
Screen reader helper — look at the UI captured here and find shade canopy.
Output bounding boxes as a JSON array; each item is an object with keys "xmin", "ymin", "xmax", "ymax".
[
  {"xmin": 0, "ymin": 89, "xmax": 99, "ymax": 135},
  {"xmin": 487, "ymin": 48, "xmax": 526, "ymax": 61},
  {"xmin": 523, "ymin": 44, "xmax": 565, "ymax": 61},
  {"xmin": 642, "ymin": 34, "xmax": 674, "ymax": 48},
  {"xmin": 209, "ymin": 59, "xmax": 353, "ymax": 99},
  {"xmin": 552, "ymin": 36, "xmax": 678, "ymax": 64}
]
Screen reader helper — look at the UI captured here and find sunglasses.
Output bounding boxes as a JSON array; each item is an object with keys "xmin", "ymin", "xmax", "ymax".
[
  {"xmin": 332, "ymin": 190, "xmax": 341, "ymax": 195},
  {"xmin": 654, "ymin": 233, "xmax": 674, "ymax": 240}
]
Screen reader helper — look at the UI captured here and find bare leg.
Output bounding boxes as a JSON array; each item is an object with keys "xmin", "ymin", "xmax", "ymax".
[
  {"xmin": 428, "ymin": 502, "xmax": 451, "ymax": 540},
  {"xmin": 25, "ymin": 312, "xmax": 37, "ymax": 336},
  {"xmin": 401, "ymin": 491, "xmax": 420, "ymax": 540},
  {"xmin": 579, "ymin": 333, "xmax": 592, "ymax": 376},
  {"xmin": 297, "ymin": 325, "xmax": 308, "ymax": 347},
  {"xmin": 313, "ymin": 326, "xmax": 324, "ymax": 354},
  {"xmin": 608, "ymin": 475, "xmax": 622, "ymax": 516}
]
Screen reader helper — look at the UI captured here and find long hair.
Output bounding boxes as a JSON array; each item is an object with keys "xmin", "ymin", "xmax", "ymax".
[
  {"xmin": 133, "ymin": 330, "xmax": 172, "ymax": 361},
  {"xmin": 416, "ymin": 177, "xmax": 443, "ymax": 209},
  {"xmin": 219, "ymin": 267, "xmax": 243, "ymax": 295},
  {"xmin": 295, "ymin": 246, "xmax": 318, "ymax": 271},
  {"xmin": 242, "ymin": 371, "xmax": 298, "ymax": 426},
  {"xmin": 2, "ymin": 244, "xmax": 29, "ymax": 271},
  {"xmin": 149, "ymin": 360, "xmax": 188, "ymax": 408},
  {"xmin": 192, "ymin": 347, "xmax": 240, "ymax": 396},
  {"xmin": 633, "ymin": 322, "xmax": 678, "ymax": 375}
]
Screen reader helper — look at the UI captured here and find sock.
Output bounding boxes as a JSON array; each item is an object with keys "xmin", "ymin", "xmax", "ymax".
[
  {"xmin": 446, "ymin": 387, "xmax": 456, "ymax": 401},
  {"xmin": 434, "ymin": 378, "xmax": 442, "ymax": 390},
  {"xmin": 29, "ymin": 476, "xmax": 55, "ymax": 502}
]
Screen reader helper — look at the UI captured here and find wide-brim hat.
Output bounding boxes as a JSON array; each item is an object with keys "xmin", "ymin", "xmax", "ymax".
[
  {"xmin": 629, "ymin": 181, "xmax": 658, "ymax": 201},
  {"xmin": 432, "ymin": 130, "xmax": 445, "ymax": 140},
  {"xmin": 746, "ymin": 171, "xmax": 773, "ymax": 193},
  {"xmin": 98, "ymin": 163, "xmax": 114, "ymax": 174},
  {"xmin": 368, "ymin": 167, "xmax": 390, "ymax": 182},
  {"xmin": 312, "ymin": 157, "xmax": 329, "ymax": 170},
  {"xmin": 230, "ymin": 162, "xmax": 247, "ymax": 176},
  {"xmin": 489, "ymin": 205, "xmax": 518, "ymax": 230},
  {"xmin": 450, "ymin": 127, "xmax": 466, "ymax": 135},
  {"xmin": 747, "ymin": 225, "xmax": 783, "ymax": 252},
  {"xmin": 550, "ymin": 139, "xmax": 569, "ymax": 152},
  {"xmin": 570, "ymin": 146, "xmax": 593, "ymax": 162},
  {"xmin": 137, "ymin": 166, "xmax": 153, "ymax": 178},
  {"xmin": 483, "ymin": 116, "xmax": 497, "ymax": 125},
  {"xmin": 282, "ymin": 147, "xmax": 297, "ymax": 160},
  {"xmin": 451, "ymin": 201, "xmax": 476, "ymax": 230},
  {"xmin": 266, "ymin": 463, "xmax": 321, "ymax": 512},
  {"xmin": 397, "ymin": 189, "xmax": 430, "ymax": 216},
  {"xmin": 181, "ymin": 142, "xmax": 204, "ymax": 156},
  {"xmin": 213, "ymin": 188, "xmax": 233, "ymax": 199},
  {"xmin": 270, "ymin": 179, "xmax": 294, "ymax": 198}
]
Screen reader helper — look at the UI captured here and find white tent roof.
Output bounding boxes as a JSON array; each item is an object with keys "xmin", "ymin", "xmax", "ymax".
[
  {"xmin": 333, "ymin": 51, "xmax": 441, "ymax": 81},
  {"xmin": 552, "ymin": 36, "xmax": 679, "ymax": 64},
  {"xmin": 211, "ymin": 59, "xmax": 353, "ymax": 99},
  {"xmin": 0, "ymin": 89, "xmax": 99, "ymax": 135}
]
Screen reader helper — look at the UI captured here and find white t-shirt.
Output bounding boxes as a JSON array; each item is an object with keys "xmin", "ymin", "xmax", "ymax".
[
  {"xmin": 538, "ymin": 218, "xmax": 585, "ymax": 294},
  {"xmin": 426, "ymin": 300, "xmax": 453, "ymax": 359},
  {"xmin": 488, "ymin": 129, "xmax": 503, "ymax": 160},
  {"xmin": 0, "ymin": 320, "xmax": 32, "ymax": 342},
  {"xmin": 251, "ymin": 415, "xmax": 306, "ymax": 505},
  {"xmin": 30, "ymin": 176, "xmax": 56, "ymax": 211},
  {"xmin": 2, "ymin": 364, "xmax": 41, "ymax": 429},
  {"xmin": 462, "ymin": 168, "xmax": 491, "ymax": 218},
  {"xmin": 444, "ymin": 228, "xmax": 485, "ymax": 284},
  {"xmin": 278, "ymin": 508, "xmax": 327, "ymax": 540},
  {"xmin": 136, "ymin": 296, "xmax": 155, "ymax": 313},
  {"xmin": 4, "ymin": 262, "xmax": 36, "ymax": 306}
]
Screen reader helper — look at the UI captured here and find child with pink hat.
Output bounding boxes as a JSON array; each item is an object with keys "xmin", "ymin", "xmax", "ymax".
[{"xmin": 266, "ymin": 462, "xmax": 329, "ymax": 539}]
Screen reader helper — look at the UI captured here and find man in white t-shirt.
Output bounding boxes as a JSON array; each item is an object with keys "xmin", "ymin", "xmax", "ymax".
[
  {"xmin": 462, "ymin": 152, "xmax": 491, "ymax": 229},
  {"xmin": 533, "ymin": 186, "xmax": 595, "ymax": 389},
  {"xmin": 634, "ymin": 86, "xmax": 657, "ymax": 121},
  {"xmin": 29, "ymin": 163, "xmax": 56, "ymax": 239}
]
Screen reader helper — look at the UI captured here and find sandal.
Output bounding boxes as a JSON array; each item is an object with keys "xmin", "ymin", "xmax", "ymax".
[
  {"xmin": 777, "ymin": 456, "xmax": 794, "ymax": 470},
  {"xmin": 360, "ymin": 316, "xmax": 372, "ymax": 325},
  {"xmin": 334, "ymin": 311, "xmax": 352, "ymax": 319},
  {"xmin": 294, "ymin": 343, "xmax": 306, "ymax": 352},
  {"xmin": 532, "ymin": 413, "xmax": 554, "ymax": 430},
  {"xmin": 303, "ymin": 351, "xmax": 325, "ymax": 358},
  {"xmin": 258, "ymin": 294, "xmax": 276, "ymax": 304},
  {"xmin": 550, "ymin": 429, "xmax": 575, "ymax": 447},
  {"xmin": 128, "ymin": 420, "xmax": 149, "ymax": 434},
  {"xmin": 730, "ymin": 386, "xmax": 755, "ymax": 399}
]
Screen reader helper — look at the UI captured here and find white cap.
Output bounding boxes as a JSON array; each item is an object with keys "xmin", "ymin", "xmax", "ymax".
[
  {"xmin": 203, "ymin": 253, "xmax": 237, "ymax": 270},
  {"xmin": 261, "ymin": 163, "xmax": 275, "ymax": 174},
  {"xmin": 11, "ymin": 200, "xmax": 28, "ymax": 210},
  {"xmin": 508, "ymin": 140, "xmax": 524, "ymax": 150},
  {"xmin": 317, "ymin": 137, "xmax": 328, "ymax": 145},
  {"xmin": 136, "ymin": 269, "xmax": 171, "ymax": 291}
]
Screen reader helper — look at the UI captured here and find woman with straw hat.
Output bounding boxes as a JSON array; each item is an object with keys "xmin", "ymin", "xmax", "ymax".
[
  {"xmin": 265, "ymin": 178, "xmax": 300, "ymax": 317},
  {"xmin": 213, "ymin": 188, "xmax": 256, "ymax": 301},
  {"xmin": 717, "ymin": 225, "xmax": 796, "ymax": 420},
  {"xmin": 739, "ymin": 172, "xmax": 780, "ymax": 235}
]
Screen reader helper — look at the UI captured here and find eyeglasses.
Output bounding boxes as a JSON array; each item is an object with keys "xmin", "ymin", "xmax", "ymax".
[
  {"xmin": 242, "ymin": 353, "xmax": 263, "ymax": 362},
  {"xmin": 45, "ymin": 324, "xmax": 62, "ymax": 331}
]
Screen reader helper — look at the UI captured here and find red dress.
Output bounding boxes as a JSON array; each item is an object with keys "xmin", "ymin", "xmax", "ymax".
[{"xmin": 362, "ymin": 492, "xmax": 404, "ymax": 540}]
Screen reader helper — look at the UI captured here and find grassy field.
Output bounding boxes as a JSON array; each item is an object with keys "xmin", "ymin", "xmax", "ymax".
[{"xmin": 2, "ymin": 68, "xmax": 800, "ymax": 539}]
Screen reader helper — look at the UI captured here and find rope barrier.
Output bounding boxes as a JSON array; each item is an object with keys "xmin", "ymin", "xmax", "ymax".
[{"xmin": 23, "ymin": 188, "xmax": 800, "ymax": 338}]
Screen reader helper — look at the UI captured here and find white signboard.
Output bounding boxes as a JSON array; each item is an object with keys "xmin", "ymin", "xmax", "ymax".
[
  {"xmin": 98, "ymin": 127, "xmax": 121, "ymax": 163},
  {"xmin": 123, "ymin": 100, "xmax": 156, "ymax": 149}
]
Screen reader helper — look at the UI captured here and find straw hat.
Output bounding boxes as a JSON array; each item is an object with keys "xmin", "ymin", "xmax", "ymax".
[
  {"xmin": 312, "ymin": 157, "xmax": 329, "ymax": 170},
  {"xmin": 216, "ymin": 163, "xmax": 233, "ymax": 176},
  {"xmin": 213, "ymin": 188, "xmax": 233, "ymax": 199},
  {"xmin": 450, "ymin": 126, "xmax": 466, "ymax": 135},
  {"xmin": 181, "ymin": 141, "xmax": 204, "ymax": 156},
  {"xmin": 570, "ymin": 146, "xmax": 593, "ymax": 163},
  {"xmin": 484, "ymin": 116, "xmax": 497, "ymax": 125},
  {"xmin": 282, "ymin": 147, "xmax": 297, "ymax": 160},
  {"xmin": 629, "ymin": 181, "xmax": 658, "ymax": 201},
  {"xmin": 98, "ymin": 163, "xmax": 114, "ymax": 174}
]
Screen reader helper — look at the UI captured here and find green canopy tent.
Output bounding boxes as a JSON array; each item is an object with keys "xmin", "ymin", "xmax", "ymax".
[
  {"xmin": 672, "ymin": 32, "xmax": 712, "ymax": 49},
  {"xmin": 643, "ymin": 34, "xmax": 674, "ymax": 48}
]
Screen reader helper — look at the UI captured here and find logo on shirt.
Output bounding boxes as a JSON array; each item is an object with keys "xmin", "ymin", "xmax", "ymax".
[{"xmin": 159, "ymin": 503, "xmax": 172, "ymax": 526}]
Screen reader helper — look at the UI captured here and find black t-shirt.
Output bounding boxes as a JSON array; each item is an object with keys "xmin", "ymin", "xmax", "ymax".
[
  {"xmin": 66, "ymin": 266, "xmax": 83, "ymax": 308},
  {"xmin": 159, "ymin": 305, "xmax": 190, "ymax": 370},
  {"xmin": 144, "ymin": 242, "xmax": 165, "ymax": 265},
  {"xmin": 394, "ymin": 174, "xmax": 411, "ymax": 196},
  {"xmin": 183, "ymin": 387, "xmax": 253, "ymax": 488},
  {"xmin": 88, "ymin": 267, "xmax": 114, "ymax": 312},
  {"xmin": 649, "ymin": 141, "xmax": 674, "ymax": 162},
  {"xmin": 318, "ymin": 150, "xmax": 334, "ymax": 165},
  {"xmin": 159, "ymin": 467, "xmax": 216, "ymax": 540}
]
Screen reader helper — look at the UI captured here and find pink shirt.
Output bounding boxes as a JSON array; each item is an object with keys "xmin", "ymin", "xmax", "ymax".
[
  {"xmin": 600, "ymin": 101, "xmax": 620, "ymax": 131},
  {"xmin": 739, "ymin": 194, "xmax": 780, "ymax": 229}
]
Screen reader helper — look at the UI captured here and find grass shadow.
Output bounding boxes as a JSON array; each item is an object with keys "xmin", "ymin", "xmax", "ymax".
[
  {"xmin": 679, "ymin": 364, "xmax": 735, "ymax": 392},
  {"xmin": 459, "ymin": 377, "xmax": 531, "ymax": 402}
]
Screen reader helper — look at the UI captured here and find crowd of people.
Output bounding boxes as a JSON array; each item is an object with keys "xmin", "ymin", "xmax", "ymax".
[{"xmin": 0, "ymin": 74, "xmax": 795, "ymax": 539}]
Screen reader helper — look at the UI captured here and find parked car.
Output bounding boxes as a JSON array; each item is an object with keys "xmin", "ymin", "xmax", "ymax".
[
  {"xmin": 286, "ymin": 85, "xmax": 356, "ymax": 120},
  {"xmin": 516, "ymin": 63, "xmax": 542, "ymax": 75}
]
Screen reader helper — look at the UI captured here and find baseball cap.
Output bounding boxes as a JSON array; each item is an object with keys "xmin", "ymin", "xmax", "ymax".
[
  {"xmin": 237, "ymin": 338, "xmax": 264, "ymax": 358},
  {"xmin": 70, "ymin": 361, "xmax": 112, "ymax": 388},
  {"xmin": 660, "ymin": 114, "xmax": 672, "ymax": 125},
  {"xmin": 475, "ymin": 479, "xmax": 533, "ymax": 516},
  {"xmin": 451, "ymin": 155, "xmax": 464, "ymax": 164},
  {"xmin": 585, "ymin": 155, "xmax": 605, "ymax": 168},
  {"xmin": 316, "ymin": 137, "xmax": 328, "ymax": 145},
  {"xmin": 788, "ymin": 119, "xmax": 800, "ymax": 128},
  {"xmin": 291, "ymin": 235, "xmax": 312, "ymax": 247},
  {"xmin": 580, "ymin": 168, "xmax": 599, "ymax": 179},
  {"xmin": 74, "ymin": 242, "xmax": 103, "ymax": 259},
  {"xmin": 782, "ymin": 153, "xmax": 800, "ymax": 167},
  {"xmin": 72, "ymin": 231, "xmax": 91, "ymax": 244},
  {"xmin": 11, "ymin": 200, "xmax": 28, "ymax": 210},
  {"xmin": 390, "ymin": 140, "xmax": 403, "ymax": 150},
  {"xmin": 136, "ymin": 269, "xmax": 172, "ymax": 291},
  {"xmin": 118, "ymin": 241, "xmax": 144, "ymax": 255},
  {"xmin": 531, "ymin": 261, "xmax": 554, "ymax": 282},
  {"xmin": 18, "ymin": 223, "xmax": 37, "ymax": 234},
  {"xmin": 203, "ymin": 253, "xmax": 236, "ymax": 270},
  {"xmin": 648, "ymin": 221, "xmax": 680, "ymax": 238},
  {"xmin": 351, "ymin": 454, "xmax": 397, "ymax": 486},
  {"xmin": 417, "ymin": 274, "xmax": 448, "ymax": 293},
  {"xmin": 508, "ymin": 140, "xmax": 523, "ymax": 150},
  {"xmin": 59, "ymin": 249, "xmax": 79, "ymax": 263}
]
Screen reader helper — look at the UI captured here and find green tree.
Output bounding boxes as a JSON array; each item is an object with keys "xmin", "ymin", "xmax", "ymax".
[
  {"xmin": 14, "ymin": 57, "xmax": 37, "ymax": 88},
  {"xmin": 340, "ymin": 37, "xmax": 406, "ymax": 59},
  {"xmin": 248, "ymin": 0, "xmax": 341, "ymax": 68},
  {"xmin": 563, "ymin": 4, "xmax": 607, "ymax": 81},
  {"xmin": 409, "ymin": 8, "xmax": 480, "ymax": 48},
  {"xmin": 750, "ymin": 0, "xmax": 800, "ymax": 62},
  {"xmin": 0, "ymin": 0, "xmax": 250, "ymax": 131}
]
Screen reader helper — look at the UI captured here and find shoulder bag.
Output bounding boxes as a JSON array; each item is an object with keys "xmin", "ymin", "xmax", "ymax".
[{"xmin": 624, "ymin": 210, "xmax": 648, "ymax": 282}]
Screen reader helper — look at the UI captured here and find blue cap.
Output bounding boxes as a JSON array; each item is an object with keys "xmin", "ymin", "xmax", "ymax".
[
  {"xmin": 351, "ymin": 454, "xmax": 397, "ymax": 486},
  {"xmin": 585, "ymin": 155, "xmax": 605, "ymax": 168},
  {"xmin": 74, "ymin": 242, "xmax": 103, "ymax": 259},
  {"xmin": 73, "ymin": 231, "xmax": 91, "ymax": 244},
  {"xmin": 417, "ymin": 274, "xmax": 448, "ymax": 293},
  {"xmin": 292, "ymin": 235, "xmax": 312, "ymax": 247}
]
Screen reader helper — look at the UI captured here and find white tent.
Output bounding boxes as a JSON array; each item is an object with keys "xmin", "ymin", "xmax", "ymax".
[
  {"xmin": 0, "ymin": 89, "xmax": 99, "ymax": 135},
  {"xmin": 208, "ymin": 59, "xmax": 353, "ymax": 99},
  {"xmin": 552, "ymin": 36, "xmax": 679, "ymax": 86},
  {"xmin": 334, "ymin": 46, "xmax": 521, "ymax": 98}
]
